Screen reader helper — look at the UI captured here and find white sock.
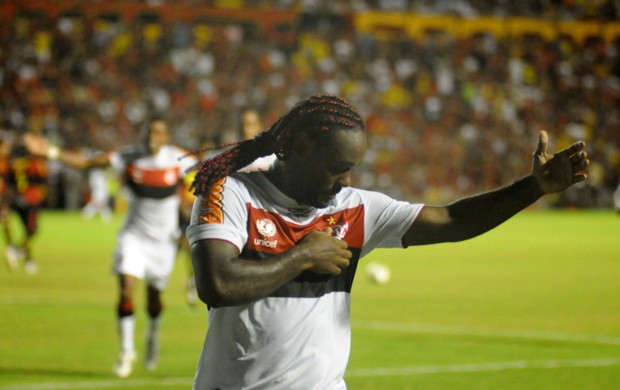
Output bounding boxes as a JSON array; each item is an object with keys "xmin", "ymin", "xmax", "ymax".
[
  {"xmin": 147, "ymin": 316, "xmax": 161, "ymax": 341},
  {"xmin": 119, "ymin": 316, "xmax": 135, "ymax": 353}
]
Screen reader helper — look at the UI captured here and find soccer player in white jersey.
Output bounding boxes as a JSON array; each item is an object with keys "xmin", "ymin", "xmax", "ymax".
[
  {"xmin": 24, "ymin": 118, "xmax": 198, "ymax": 378},
  {"xmin": 186, "ymin": 94, "xmax": 589, "ymax": 389}
]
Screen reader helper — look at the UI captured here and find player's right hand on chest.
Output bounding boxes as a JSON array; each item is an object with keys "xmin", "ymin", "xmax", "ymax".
[{"xmin": 297, "ymin": 228, "xmax": 352, "ymax": 275}]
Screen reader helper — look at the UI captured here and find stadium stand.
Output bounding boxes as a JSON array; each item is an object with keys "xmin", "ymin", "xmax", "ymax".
[{"xmin": 0, "ymin": 1, "xmax": 618, "ymax": 207}]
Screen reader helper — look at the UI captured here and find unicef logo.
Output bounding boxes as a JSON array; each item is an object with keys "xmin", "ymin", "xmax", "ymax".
[{"xmin": 256, "ymin": 218, "xmax": 277, "ymax": 238}]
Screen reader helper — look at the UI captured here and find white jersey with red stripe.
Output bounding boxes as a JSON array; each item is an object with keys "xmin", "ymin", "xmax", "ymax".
[
  {"xmin": 109, "ymin": 145, "xmax": 196, "ymax": 242},
  {"xmin": 187, "ymin": 171, "xmax": 424, "ymax": 389}
]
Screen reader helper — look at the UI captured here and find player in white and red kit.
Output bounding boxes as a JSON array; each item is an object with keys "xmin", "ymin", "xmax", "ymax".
[
  {"xmin": 24, "ymin": 119, "xmax": 198, "ymax": 378},
  {"xmin": 186, "ymin": 95, "xmax": 588, "ymax": 389},
  {"xmin": 188, "ymin": 172, "xmax": 421, "ymax": 388}
]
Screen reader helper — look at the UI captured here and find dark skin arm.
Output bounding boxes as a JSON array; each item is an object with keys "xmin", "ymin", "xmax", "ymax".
[
  {"xmin": 192, "ymin": 131, "xmax": 588, "ymax": 307},
  {"xmin": 191, "ymin": 227, "xmax": 352, "ymax": 307},
  {"xmin": 403, "ymin": 130, "xmax": 589, "ymax": 246}
]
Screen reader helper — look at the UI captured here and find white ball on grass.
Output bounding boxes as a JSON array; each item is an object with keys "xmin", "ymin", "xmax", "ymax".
[{"xmin": 365, "ymin": 262, "xmax": 391, "ymax": 285}]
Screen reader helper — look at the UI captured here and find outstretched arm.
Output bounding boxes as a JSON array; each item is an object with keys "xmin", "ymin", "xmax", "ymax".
[
  {"xmin": 23, "ymin": 133, "xmax": 109, "ymax": 170},
  {"xmin": 403, "ymin": 130, "xmax": 589, "ymax": 246}
]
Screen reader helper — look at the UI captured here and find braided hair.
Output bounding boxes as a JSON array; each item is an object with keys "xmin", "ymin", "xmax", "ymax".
[{"xmin": 189, "ymin": 94, "xmax": 364, "ymax": 196}]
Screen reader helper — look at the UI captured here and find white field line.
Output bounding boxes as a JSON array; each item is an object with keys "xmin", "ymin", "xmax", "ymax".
[
  {"xmin": 2, "ymin": 322, "xmax": 619, "ymax": 390},
  {"xmin": 2, "ymin": 358, "xmax": 620, "ymax": 389},
  {"xmin": 346, "ymin": 357, "xmax": 620, "ymax": 377},
  {"xmin": 353, "ymin": 320, "xmax": 620, "ymax": 347},
  {"xmin": 0, "ymin": 378, "xmax": 192, "ymax": 390}
]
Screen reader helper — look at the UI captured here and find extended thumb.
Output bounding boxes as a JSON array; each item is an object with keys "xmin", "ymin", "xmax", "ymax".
[{"xmin": 535, "ymin": 130, "xmax": 548, "ymax": 156}]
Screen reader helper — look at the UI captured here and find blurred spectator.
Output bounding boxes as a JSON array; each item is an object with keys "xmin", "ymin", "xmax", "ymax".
[{"xmin": 1, "ymin": 2, "xmax": 618, "ymax": 209}]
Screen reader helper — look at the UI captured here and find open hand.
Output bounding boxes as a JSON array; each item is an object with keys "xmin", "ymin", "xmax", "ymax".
[{"xmin": 532, "ymin": 130, "xmax": 589, "ymax": 194}]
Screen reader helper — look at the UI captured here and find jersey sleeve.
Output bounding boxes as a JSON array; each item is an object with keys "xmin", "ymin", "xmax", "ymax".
[
  {"xmin": 359, "ymin": 189, "xmax": 424, "ymax": 256},
  {"xmin": 186, "ymin": 176, "xmax": 249, "ymax": 252}
]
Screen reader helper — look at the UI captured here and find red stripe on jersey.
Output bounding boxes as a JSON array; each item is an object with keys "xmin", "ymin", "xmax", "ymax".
[
  {"xmin": 246, "ymin": 205, "xmax": 365, "ymax": 254},
  {"xmin": 126, "ymin": 165, "xmax": 181, "ymax": 187}
]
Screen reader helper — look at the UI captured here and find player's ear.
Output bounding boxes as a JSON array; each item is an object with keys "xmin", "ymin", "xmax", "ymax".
[{"xmin": 289, "ymin": 131, "xmax": 315, "ymax": 159}]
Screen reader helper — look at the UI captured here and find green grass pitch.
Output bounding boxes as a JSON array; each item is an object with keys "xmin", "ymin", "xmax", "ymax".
[{"xmin": 1, "ymin": 209, "xmax": 619, "ymax": 389}]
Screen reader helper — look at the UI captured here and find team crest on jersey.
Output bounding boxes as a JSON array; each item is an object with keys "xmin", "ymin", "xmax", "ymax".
[
  {"xmin": 163, "ymin": 169, "xmax": 178, "ymax": 185},
  {"xmin": 256, "ymin": 218, "xmax": 276, "ymax": 238},
  {"xmin": 325, "ymin": 215, "xmax": 349, "ymax": 240},
  {"xmin": 331, "ymin": 222, "xmax": 349, "ymax": 240},
  {"xmin": 199, "ymin": 178, "xmax": 226, "ymax": 224}
]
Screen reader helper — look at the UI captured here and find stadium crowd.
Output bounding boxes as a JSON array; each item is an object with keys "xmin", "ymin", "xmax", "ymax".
[
  {"xmin": 14, "ymin": 0, "xmax": 617, "ymax": 20},
  {"xmin": 1, "ymin": 1, "xmax": 619, "ymax": 209}
]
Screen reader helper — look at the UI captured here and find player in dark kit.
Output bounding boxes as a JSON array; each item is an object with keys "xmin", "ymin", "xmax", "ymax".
[{"xmin": 1, "ymin": 134, "xmax": 48, "ymax": 274}]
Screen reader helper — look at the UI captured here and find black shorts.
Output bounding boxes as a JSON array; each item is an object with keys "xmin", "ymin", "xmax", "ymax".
[{"xmin": 11, "ymin": 202, "xmax": 40, "ymax": 236}]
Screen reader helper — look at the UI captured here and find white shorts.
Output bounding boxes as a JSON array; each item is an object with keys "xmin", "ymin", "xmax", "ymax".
[{"xmin": 113, "ymin": 231, "xmax": 177, "ymax": 291}]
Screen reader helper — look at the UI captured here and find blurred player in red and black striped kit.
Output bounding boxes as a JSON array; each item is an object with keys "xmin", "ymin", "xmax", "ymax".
[{"xmin": 1, "ymin": 132, "xmax": 48, "ymax": 274}]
